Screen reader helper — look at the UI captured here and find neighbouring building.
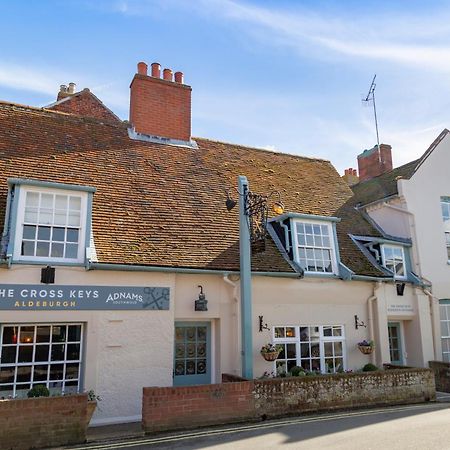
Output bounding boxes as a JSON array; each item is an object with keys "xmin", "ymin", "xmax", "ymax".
[
  {"xmin": 347, "ymin": 135, "xmax": 450, "ymax": 364},
  {"xmin": 0, "ymin": 61, "xmax": 439, "ymax": 425}
]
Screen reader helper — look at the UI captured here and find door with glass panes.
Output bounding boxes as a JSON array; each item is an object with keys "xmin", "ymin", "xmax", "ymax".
[
  {"xmin": 173, "ymin": 322, "xmax": 211, "ymax": 386},
  {"xmin": 388, "ymin": 322, "xmax": 403, "ymax": 365}
]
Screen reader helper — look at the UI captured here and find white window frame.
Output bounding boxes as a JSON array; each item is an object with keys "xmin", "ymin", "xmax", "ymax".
[
  {"xmin": 440, "ymin": 198, "xmax": 450, "ymax": 262},
  {"xmin": 0, "ymin": 323, "xmax": 83, "ymax": 398},
  {"xmin": 272, "ymin": 325, "xmax": 346, "ymax": 374},
  {"xmin": 13, "ymin": 186, "xmax": 88, "ymax": 264},
  {"xmin": 292, "ymin": 219, "xmax": 338, "ymax": 275},
  {"xmin": 380, "ymin": 244, "xmax": 407, "ymax": 280},
  {"xmin": 440, "ymin": 302, "xmax": 450, "ymax": 362}
]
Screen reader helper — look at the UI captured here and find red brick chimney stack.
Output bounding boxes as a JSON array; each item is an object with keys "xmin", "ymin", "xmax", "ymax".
[
  {"xmin": 342, "ymin": 168, "xmax": 359, "ymax": 186},
  {"xmin": 357, "ymin": 144, "xmax": 393, "ymax": 182},
  {"xmin": 129, "ymin": 61, "xmax": 192, "ymax": 142}
]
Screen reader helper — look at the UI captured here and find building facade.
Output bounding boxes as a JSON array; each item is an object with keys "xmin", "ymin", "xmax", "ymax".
[{"xmin": 0, "ymin": 62, "xmax": 439, "ymax": 425}]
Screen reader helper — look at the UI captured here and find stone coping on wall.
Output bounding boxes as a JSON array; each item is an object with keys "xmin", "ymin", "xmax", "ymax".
[{"xmin": 143, "ymin": 368, "xmax": 436, "ymax": 433}]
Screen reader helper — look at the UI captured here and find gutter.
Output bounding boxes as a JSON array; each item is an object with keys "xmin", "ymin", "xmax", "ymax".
[{"xmin": 88, "ymin": 262, "xmax": 302, "ymax": 278}]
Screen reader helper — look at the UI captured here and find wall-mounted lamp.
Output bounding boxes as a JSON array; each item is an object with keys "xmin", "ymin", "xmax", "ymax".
[
  {"xmin": 354, "ymin": 315, "xmax": 367, "ymax": 330},
  {"xmin": 195, "ymin": 285, "xmax": 208, "ymax": 311},
  {"xmin": 259, "ymin": 315, "xmax": 270, "ymax": 332},
  {"xmin": 396, "ymin": 283, "xmax": 405, "ymax": 296},
  {"xmin": 41, "ymin": 266, "xmax": 55, "ymax": 284}
]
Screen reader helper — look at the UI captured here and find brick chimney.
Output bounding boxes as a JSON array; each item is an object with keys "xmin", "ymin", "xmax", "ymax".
[
  {"xmin": 342, "ymin": 168, "xmax": 359, "ymax": 186},
  {"xmin": 57, "ymin": 83, "xmax": 76, "ymax": 101},
  {"xmin": 129, "ymin": 61, "xmax": 191, "ymax": 142},
  {"xmin": 357, "ymin": 144, "xmax": 393, "ymax": 182}
]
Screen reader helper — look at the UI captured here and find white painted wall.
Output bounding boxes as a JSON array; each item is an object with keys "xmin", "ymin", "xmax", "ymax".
[{"xmin": 0, "ymin": 265, "xmax": 435, "ymax": 425}]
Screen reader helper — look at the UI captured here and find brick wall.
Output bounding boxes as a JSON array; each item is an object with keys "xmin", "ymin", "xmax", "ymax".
[
  {"xmin": 429, "ymin": 361, "xmax": 450, "ymax": 392},
  {"xmin": 49, "ymin": 90, "xmax": 120, "ymax": 123},
  {"xmin": 0, "ymin": 394, "xmax": 88, "ymax": 450},
  {"xmin": 357, "ymin": 144, "xmax": 393, "ymax": 181},
  {"xmin": 129, "ymin": 73, "xmax": 191, "ymax": 141},
  {"xmin": 142, "ymin": 369, "xmax": 435, "ymax": 433},
  {"xmin": 142, "ymin": 383, "xmax": 255, "ymax": 433}
]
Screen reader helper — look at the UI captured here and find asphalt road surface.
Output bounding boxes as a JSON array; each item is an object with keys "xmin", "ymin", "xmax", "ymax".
[{"xmin": 70, "ymin": 403, "xmax": 450, "ymax": 450}]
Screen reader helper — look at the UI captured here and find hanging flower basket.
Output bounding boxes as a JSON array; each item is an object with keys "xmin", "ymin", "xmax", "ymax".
[
  {"xmin": 260, "ymin": 343, "xmax": 282, "ymax": 362},
  {"xmin": 357, "ymin": 340, "xmax": 375, "ymax": 355},
  {"xmin": 261, "ymin": 351, "xmax": 280, "ymax": 361}
]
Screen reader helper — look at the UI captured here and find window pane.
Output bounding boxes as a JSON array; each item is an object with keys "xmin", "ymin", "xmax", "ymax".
[
  {"xmin": 285, "ymin": 327, "xmax": 296, "ymax": 338},
  {"xmin": 68, "ymin": 326, "xmax": 81, "ymax": 342},
  {"xmin": 55, "ymin": 195, "xmax": 67, "ymax": 210},
  {"xmin": 274, "ymin": 327, "xmax": 285, "ymax": 338},
  {"xmin": 23, "ymin": 225, "xmax": 36, "ymax": 240},
  {"xmin": 51, "ymin": 344, "xmax": 65, "ymax": 361},
  {"xmin": 33, "ymin": 365, "xmax": 48, "ymax": 381},
  {"xmin": 52, "ymin": 227, "xmax": 65, "ymax": 242},
  {"xmin": 286, "ymin": 343, "xmax": 296, "ymax": 358},
  {"xmin": 37, "ymin": 226, "xmax": 51, "ymax": 240},
  {"xmin": 65, "ymin": 243, "xmax": 78, "ymax": 259},
  {"xmin": 21, "ymin": 241, "xmax": 35, "ymax": 256},
  {"xmin": 35, "ymin": 345, "xmax": 50, "ymax": 362},
  {"xmin": 24, "ymin": 208, "xmax": 38, "ymax": 223},
  {"xmin": 54, "ymin": 210, "xmax": 67, "ymax": 226},
  {"xmin": 49, "ymin": 364, "xmax": 64, "ymax": 380},
  {"xmin": 26, "ymin": 192, "xmax": 39, "ymax": 207},
  {"xmin": 51, "ymin": 243, "xmax": 64, "ymax": 258},
  {"xmin": 0, "ymin": 367, "xmax": 15, "ymax": 384},
  {"xmin": 20, "ymin": 327, "xmax": 34, "ymax": 344},
  {"xmin": 36, "ymin": 241, "xmax": 50, "ymax": 257},
  {"xmin": 39, "ymin": 209, "xmax": 53, "ymax": 225},
  {"xmin": 65, "ymin": 363, "xmax": 79, "ymax": 380},
  {"xmin": 67, "ymin": 344, "xmax": 80, "ymax": 361},
  {"xmin": 1, "ymin": 347, "xmax": 16, "ymax": 364},
  {"xmin": 18, "ymin": 346, "xmax": 33, "ymax": 363},
  {"xmin": 69, "ymin": 197, "xmax": 81, "ymax": 211},
  {"xmin": 68, "ymin": 212, "xmax": 80, "ymax": 227},
  {"xmin": 16, "ymin": 366, "xmax": 32, "ymax": 382},
  {"xmin": 52, "ymin": 326, "xmax": 66, "ymax": 343},
  {"xmin": 67, "ymin": 229, "xmax": 79, "ymax": 243},
  {"xmin": 2, "ymin": 327, "xmax": 18, "ymax": 345}
]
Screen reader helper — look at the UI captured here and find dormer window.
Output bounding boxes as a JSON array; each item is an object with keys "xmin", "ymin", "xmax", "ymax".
[
  {"xmin": 7, "ymin": 180, "xmax": 94, "ymax": 265},
  {"xmin": 381, "ymin": 244, "xmax": 406, "ymax": 280},
  {"xmin": 293, "ymin": 220, "xmax": 337, "ymax": 274}
]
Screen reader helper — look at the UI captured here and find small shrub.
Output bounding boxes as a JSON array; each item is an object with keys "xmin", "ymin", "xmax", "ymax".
[
  {"xmin": 362, "ymin": 363, "xmax": 379, "ymax": 372},
  {"xmin": 289, "ymin": 366, "xmax": 305, "ymax": 377},
  {"xmin": 27, "ymin": 385, "xmax": 50, "ymax": 398}
]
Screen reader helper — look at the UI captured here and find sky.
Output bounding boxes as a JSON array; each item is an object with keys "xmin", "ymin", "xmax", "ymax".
[{"xmin": 1, "ymin": 0, "xmax": 450, "ymax": 174}]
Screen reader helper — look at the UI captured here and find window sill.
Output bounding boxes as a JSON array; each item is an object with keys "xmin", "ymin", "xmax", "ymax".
[{"xmin": 11, "ymin": 259, "xmax": 86, "ymax": 267}]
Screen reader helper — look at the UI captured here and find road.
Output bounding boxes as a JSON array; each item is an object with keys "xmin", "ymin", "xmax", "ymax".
[{"xmin": 71, "ymin": 403, "xmax": 450, "ymax": 450}]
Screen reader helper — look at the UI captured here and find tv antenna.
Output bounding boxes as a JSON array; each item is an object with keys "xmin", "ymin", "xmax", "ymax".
[{"xmin": 362, "ymin": 74, "xmax": 381, "ymax": 161}]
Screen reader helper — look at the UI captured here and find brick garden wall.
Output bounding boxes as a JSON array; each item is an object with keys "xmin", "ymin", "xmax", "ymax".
[
  {"xmin": 429, "ymin": 361, "xmax": 450, "ymax": 392},
  {"xmin": 0, "ymin": 394, "xmax": 88, "ymax": 450},
  {"xmin": 142, "ymin": 369, "xmax": 435, "ymax": 433}
]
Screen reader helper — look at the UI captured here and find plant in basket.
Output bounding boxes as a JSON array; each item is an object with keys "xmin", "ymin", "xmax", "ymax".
[
  {"xmin": 260, "ymin": 343, "xmax": 283, "ymax": 361},
  {"xmin": 357, "ymin": 339, "xmax": 375, "ymax": 355}
]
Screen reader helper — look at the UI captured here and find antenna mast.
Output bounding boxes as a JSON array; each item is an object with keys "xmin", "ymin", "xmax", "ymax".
[{"xmin": 362, "ymin": 74, "xmax": 381, "ymax": 161}]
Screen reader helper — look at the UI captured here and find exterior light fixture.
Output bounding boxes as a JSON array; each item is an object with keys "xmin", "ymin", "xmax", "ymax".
[
  {"xmin": 41, "ymin": 266, "xmax": 55, "ymax": 284},
  {"xmin": 225, "ymin": 187, "xmax": 285, "ymax": 246},
  {"xmin": 396, "ymin": 283, "xmax": 406, "ymax": 296},
  {"xmin": 195, "ymin": 285, "xmax": 208, "ymax": 311}
]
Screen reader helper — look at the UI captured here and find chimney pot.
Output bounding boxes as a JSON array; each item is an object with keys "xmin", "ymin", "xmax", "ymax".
[
  {"xmin": 353, "ymin": 169, "xmax": 357, "ymax": 176},
  {"xmin": 174, "ymin": 71, "xmax": 184, "ymax": 84},
  {"xmin": 163, "ymin": 68, "xmax": 173, "ymax": 82},
  {"xmin": 137, "ymin": 62, "xmax": 148, "ymax": 76},
  {"xmin": 151, "ymin": 62, "xmax": 161, "ymax": 78},
  {"xmin": 59, "ymin": 84, "xmax": 67, "ymax": 93},
  {"xmin": 344, "ymin": 169, "xmax": 349, "ymax": 175},
  {"xmin": 67, "ymin": 82, "xmax": 76, "ymax": 94}
]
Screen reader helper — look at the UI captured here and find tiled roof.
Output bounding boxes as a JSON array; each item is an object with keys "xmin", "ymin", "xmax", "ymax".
[
  {"xmin": 350, "ymin": 159, "xmax": 419, "ymax": 207},
  {"xmin": 0, "ymin": 101, "xmax": 382, "ymax": 276},
  {"xmin": 351, "ymin": 129, "xmax": 449, "ymax": 207}
]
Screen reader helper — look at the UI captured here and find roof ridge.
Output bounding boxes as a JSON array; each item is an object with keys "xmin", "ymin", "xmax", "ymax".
[
  {"xmin": 0, "ymin": 100, "xmax": 127, "ymax": 128},
  {"xmin": 194, "ymin": 137, "xmax": 330, "ymax": 163}
]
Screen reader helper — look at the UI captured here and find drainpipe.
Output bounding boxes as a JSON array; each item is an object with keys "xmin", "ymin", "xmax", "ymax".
[
  {"xmin": 223, "ymin": 274, "xmax": 241, "ymax": 376},
  {"xmin": 423, "ymin": 288, "xmax": 440, "ymax": 360},
  {"xmin": 367, "ymin": 292, "xmax": 377, "ymax": 365},
  {"xmin": 382, "ymin": 202, "xmax": 421, "ymax": 277}
]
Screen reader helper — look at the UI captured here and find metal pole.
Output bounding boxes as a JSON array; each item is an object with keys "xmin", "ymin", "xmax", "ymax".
[{"xmin": 238, "ymin": 175, "xmax": 253, "ymax": 379}]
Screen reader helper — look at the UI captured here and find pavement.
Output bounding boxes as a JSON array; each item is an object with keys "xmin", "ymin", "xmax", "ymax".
[{"xmin": 57, "ymin": 395, "xmax": 450, "ymax": 449}]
